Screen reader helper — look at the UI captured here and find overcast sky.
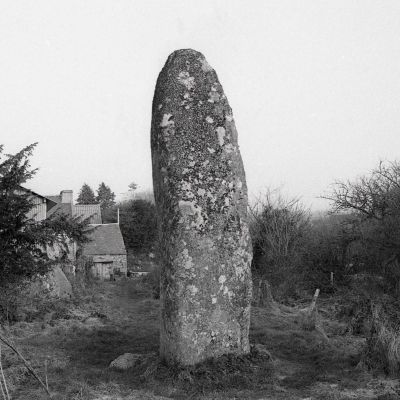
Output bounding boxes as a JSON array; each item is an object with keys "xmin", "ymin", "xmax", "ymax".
[{"xmin": 1, "ymin": 1, "xmax": 400, "ymax": 210}]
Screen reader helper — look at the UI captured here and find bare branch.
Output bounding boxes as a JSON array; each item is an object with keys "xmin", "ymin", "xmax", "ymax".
[{"xmin": 0, "ymin": 331, "xmax": 51, "ymax": 398}]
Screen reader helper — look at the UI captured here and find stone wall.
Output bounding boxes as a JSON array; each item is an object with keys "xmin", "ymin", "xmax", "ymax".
[{"xmin": 110, "ymin": 254, "xmax": 128, "ymax": 276}]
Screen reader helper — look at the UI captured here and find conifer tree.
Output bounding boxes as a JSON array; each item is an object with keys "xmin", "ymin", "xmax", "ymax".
[
  {"xmin": 76, "ymin": 183, "xmax": 97, "ymax": 204},
  {"xmin": 96, "ymin": 182, "xmax": 115, "ymax": 210},
  {"xmin": 0, "ymin": 143, "xmax": 89, "ymax": 285}
]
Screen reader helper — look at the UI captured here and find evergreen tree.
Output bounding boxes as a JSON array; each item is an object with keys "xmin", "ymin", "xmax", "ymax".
[
  {"xmin": 118, "ymin": 199, "xmax": 157, "ymax": 250},
  {"xmin": 0, "ymin": 143, "xmax": 89, "ymax": 285},
  {"xmin": 76, "ymin": 183, "xmax": 97, "ymax": 204},
  {"xmin": 96, "ymin": 182, "xmax": 116, "ymax": 210}
]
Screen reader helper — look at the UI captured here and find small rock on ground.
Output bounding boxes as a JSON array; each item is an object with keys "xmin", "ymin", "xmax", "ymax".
[
  {"xmin": 109, "ymin": 353, "xmax": 142, "ymax": 370},
  {"xmin": 251, "ymin": 343, "xmax": 274, "ymax": 360}
]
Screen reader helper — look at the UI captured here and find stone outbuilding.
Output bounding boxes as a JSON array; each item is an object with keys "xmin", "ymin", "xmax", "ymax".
[
  {"xmin": 82, "ymin": 223, "xmax": 127, "ymax": 279},
  {"xmin": 21, "ymin": 187, "xmax": 127, "ymax": 279}
]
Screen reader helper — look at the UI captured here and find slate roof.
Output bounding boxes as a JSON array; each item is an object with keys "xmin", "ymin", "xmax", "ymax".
[
  {"xmin": 73, "ymin": 204, "xmax": 102, "ymax": 224},
  {"xmin": 45, "ymin": 200, "xmax": 102, "ymax": 224},
  {"xmin": 82, "ymin": 224, "xmax": 127, "ymax": 256},
  {"xmin": 46, "ymin": 203, "xmax": 73, "ymax": 218},
  {"xmin": 46, "ymin": 195, "xmax": 61, "ymax": 204},
  {"xmin": 19, "ymin": 187, "xmax": 58, "ymax": 206},
  {"xmin": 18, "ymin": 186, "xmax": 47, "ymax": 199}
]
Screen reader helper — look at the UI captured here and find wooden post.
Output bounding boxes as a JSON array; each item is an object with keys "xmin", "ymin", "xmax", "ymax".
[{"xmin": 309, "ymin": 288, "xmax": 320, "ymax": 313}]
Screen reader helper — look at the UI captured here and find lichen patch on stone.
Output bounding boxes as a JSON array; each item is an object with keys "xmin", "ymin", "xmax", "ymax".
[
  {"xmin": 208, "ymin": 91, "xmax": 221, "ymax": 103},
  {"xmin": 224, "ymin": 143, "xmax": 236, "ymax": 154},
  {"xmin": 216, "ymin": 127, "xmax": 226, "ymax": 146},
  {"xmin": 178, "ymin": 248, "xmax": 194, "ymax": 270},
  {"xmin": 218, "ymin": 275, "xmax": 226, "ymax": 284},
  {"xmin": 179, "ymin": 200, "xmax": 196, "ymax": 215},
  {"xmin": 177, "ymin": 71, "xmax": 196, "ymax": 90},
  {"xmin": 206, "ymin": 116, "xmax": 214, "ymax": 123},
  {"xmin": 160, "ymin": 113, "xmax": 174, "ymax": 128},
  {"xmin": 187, "ymin": 285, "xmax": 199, "ymax": 295}
]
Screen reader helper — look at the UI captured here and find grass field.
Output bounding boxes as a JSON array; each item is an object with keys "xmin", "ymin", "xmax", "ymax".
[{"xmin": 1, "ymin": 279, "xmax": 399, "ymax": 400}]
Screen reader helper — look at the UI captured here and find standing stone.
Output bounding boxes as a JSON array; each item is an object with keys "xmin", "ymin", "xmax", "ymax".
[{"xmin": 151, "ymin": 49, "xmax": 253, "ymax": 366}]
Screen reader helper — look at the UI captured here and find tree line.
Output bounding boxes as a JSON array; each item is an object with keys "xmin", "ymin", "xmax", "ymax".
[
  {"xmin": 4, "ymin": 142, "xmax": 400, "ymax": 295},
  {"xmin": 76, "ymin": 182, "xmax": 116, "ymax": 210},
  {"xmin": 4, "ymin": 142, "xmax": 400, "ymax": 294}
]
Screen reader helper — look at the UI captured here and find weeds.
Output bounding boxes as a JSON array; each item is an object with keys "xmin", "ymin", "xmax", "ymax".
[
  {"xmin": 141, "ymin": 345, "xmax": 274, "ymax": 396},
  {"xmin": 140, "ymin": 268, "xmax": 160, "ymax": 299},
  {"xmin": 365, "ymin": 304, "xmax": 400, "ymax": 376}
]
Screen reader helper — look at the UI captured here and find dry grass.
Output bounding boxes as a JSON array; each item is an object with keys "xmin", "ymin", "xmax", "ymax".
[
  {"xmin": 364, "ymin": 304, "xmax": 400, "ymax": 376},
  {"xmin": 1, "ymin": 280, "xmax": 400, "ymax": 399}
]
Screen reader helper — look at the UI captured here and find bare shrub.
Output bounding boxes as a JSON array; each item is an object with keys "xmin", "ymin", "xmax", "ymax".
[
  {"xmin": 323, "ymin": 160, "xmax": 400, "ymax": 290},
  {"xmin": 302, "ymin": 213, "xmax": 354, "ymax": 291},
  {"xmin": 249, "ymin": 189, "xmax": 311, "ymax": 298}
]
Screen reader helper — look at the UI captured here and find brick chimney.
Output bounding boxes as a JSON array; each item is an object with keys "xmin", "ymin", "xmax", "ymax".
[{"xmin": 60, "ymin": 190, "xmax": 73, "ymax": 204}]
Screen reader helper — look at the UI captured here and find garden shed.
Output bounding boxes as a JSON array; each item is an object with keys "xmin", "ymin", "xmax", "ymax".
[{"xmin": 82, "ymin": 223, "xmax": 127, "ymax": 279}]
